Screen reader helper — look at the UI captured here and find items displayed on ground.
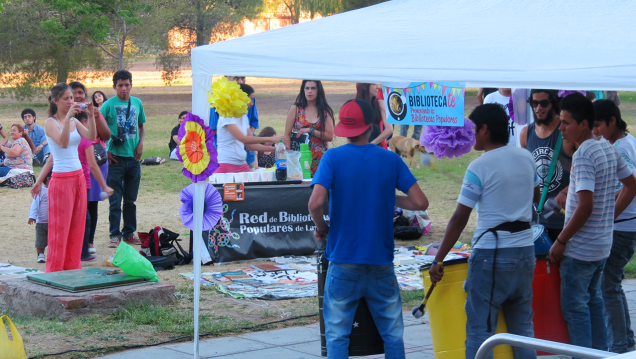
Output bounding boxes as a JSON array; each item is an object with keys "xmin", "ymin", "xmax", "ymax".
[
  {"xmin": 0, "ymin": 263, "xmax": 41, "ymax": 279},
  {"xmin": 180, "ymin": 247, "xmax": 470, "ymax": 300}
]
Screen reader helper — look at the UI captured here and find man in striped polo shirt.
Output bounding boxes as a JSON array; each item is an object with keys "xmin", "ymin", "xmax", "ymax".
[{"xmin": 549, "ymin": 93, "xmax": 636, "ymax": 351}]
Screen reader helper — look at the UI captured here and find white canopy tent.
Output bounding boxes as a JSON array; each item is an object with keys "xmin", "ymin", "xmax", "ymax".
[
  {"xmin": 191, "ymin": 0, "xmax": 636, "ymax": 122},
  {"xmin": 187, "ymin": 0, "xmax": 636, "ymax": 356}
]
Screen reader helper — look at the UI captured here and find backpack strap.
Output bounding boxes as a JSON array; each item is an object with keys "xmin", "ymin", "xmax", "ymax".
[{"xmin": 537, "ymin": 133, "xmax": 563, "ymax": 213}]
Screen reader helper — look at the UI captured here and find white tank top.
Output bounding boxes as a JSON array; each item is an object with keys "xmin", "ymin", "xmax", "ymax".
[{"xmin": 45, "ymin": 117, "xmax": 82, "ymax": 173}]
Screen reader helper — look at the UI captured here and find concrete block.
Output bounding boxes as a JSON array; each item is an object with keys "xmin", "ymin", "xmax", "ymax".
[
  {"xmin": 91, "ymin": 294, "xmax": 112, "ymax": 302},
  {"xmin": 0, "ymin": 278, "xmax": 175, "ymax": 319},
  {"xmin": 57, "ymin": 297, "xmax": 88, "ymax": 309}
]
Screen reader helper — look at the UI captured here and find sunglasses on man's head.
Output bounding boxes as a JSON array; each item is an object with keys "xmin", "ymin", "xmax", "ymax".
[{"xmin": 531, "ymin": 100, "xmax": 551, "ymax": 108}]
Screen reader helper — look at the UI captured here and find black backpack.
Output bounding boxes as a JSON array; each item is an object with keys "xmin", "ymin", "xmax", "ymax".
[{"xmin": 141, "ymin": 227, "xmax": 192, "ymax": 265}]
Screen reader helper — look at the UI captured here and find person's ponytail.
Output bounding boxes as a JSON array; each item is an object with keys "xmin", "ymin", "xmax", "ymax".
[
  {"xmin": 48, "ymin": 95, "xmax": 57, "ymax": 117},
  {"xmin": 48, "ymin": 82, "xmax": 71, "ymax": 117}
]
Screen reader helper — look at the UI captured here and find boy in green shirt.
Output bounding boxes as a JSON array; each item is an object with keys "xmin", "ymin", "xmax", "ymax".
[{"xmin": 101, "ymin": 70, "xmax": 146, "ymax": 247}]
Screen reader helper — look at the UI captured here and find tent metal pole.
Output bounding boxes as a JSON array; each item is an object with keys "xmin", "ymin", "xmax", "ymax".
[{"xmin": 192, "ymin": 181, "xmax": 205, "ymax": 359}]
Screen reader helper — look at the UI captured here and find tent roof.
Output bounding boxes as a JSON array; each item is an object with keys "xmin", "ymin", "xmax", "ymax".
[{"xmin": 191, "ymin": 0, "xmax": 636, "ymax": 90}]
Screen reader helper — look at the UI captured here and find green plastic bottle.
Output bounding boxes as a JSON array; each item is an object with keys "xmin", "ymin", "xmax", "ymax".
[{"xmin": 300, "ymin": 143, "xmax": 312, "ymax": 179}]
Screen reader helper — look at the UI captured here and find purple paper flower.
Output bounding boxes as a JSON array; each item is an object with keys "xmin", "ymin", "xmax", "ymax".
[
  {"xmin": 558, "ymin": 90, "xmax": 586, "ymax": 98},
  {"xmin": 180, "ymin": 183, "xmax": 223, "ymax": 231},
  {"xmin": 176, "ymin": 112, "xmax": 219, "ymax": 182},
  {"xmin": 420, "ymin": 119, "xmax": 476, "ymax": 159}
]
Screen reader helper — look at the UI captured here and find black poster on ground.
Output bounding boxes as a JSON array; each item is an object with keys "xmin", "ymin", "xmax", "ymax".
[{"xmin": 206, "ymin": 184, "xmax": 328, "ymax": 263}]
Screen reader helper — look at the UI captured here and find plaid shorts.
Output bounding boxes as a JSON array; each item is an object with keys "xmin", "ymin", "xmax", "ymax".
[{"xmin": 35, "ymin": 222, "xmax": 48, "ymax": 249}]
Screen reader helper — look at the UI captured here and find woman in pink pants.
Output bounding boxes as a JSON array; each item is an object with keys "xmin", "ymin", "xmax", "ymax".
[{"xmin": 32, "ymin": 83, "xmax": 97, "ymax": 272}]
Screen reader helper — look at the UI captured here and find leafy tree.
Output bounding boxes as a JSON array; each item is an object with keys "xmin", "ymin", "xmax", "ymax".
[
  {"xmin": 278, "ymin": 0, "xmax": 386, "ymax": 23},
  {"xmin": 40, "ymin": 0, "xmax": 153, "ymax": 70},
  {"xmin": 166, "ymin": 0, "xmax": 264, "ymax": 47},
  {"xmin": 0, "ymin": 0, "xmax": 112, "ymax": 100}
]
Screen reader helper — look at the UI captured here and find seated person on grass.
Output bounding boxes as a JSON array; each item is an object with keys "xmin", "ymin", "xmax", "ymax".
[
  {"xmin": 169, "ymin": 111, "xmax": 187, "ymax": 160},
  {"xmin": 22, "ymin": 108, "xmax": 50, "ymax": 166},
  {"xmin": 0, "ymin": 123, "xmax": 35, "ymax": 177}
]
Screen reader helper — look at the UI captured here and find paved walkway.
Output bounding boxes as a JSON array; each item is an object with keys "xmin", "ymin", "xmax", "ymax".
[{"xmin": 100, "ymin": 279, "xmax": 636, "ymax": 358}]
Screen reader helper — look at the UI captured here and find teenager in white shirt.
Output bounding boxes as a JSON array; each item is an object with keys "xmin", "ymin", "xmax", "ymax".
[{"xmin": 592, "ymin": 99, "xmax": 636, "ymax": 353}]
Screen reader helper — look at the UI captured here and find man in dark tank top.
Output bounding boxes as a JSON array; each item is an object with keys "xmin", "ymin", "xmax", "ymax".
[{"xmin": 520, "ymin": 89, "xmax": 576, "ymax": 241}]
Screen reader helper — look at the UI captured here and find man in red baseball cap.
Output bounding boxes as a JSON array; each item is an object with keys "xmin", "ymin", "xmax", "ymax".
[{"xmin": 308, "ymin": 99, "xmax": 429, "ymax": 358}]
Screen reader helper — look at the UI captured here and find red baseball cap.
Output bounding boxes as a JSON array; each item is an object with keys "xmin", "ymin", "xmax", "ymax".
[{"xmin": 334, "ymin": 100, "xmax": 373, "ymax": 137}]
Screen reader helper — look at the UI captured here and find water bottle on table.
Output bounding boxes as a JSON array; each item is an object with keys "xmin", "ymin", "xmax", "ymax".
[
  {"xmin": 300, "ymin": 143, "xmax": 312, "ymax": 179},
  {"xmin": 275, "ymin": 140, "xmax": 287, "ymax": 181}
]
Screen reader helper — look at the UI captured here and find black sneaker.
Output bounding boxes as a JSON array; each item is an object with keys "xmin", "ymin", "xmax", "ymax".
[{"xmin": 81, "ymin": 255, "xmax": 97, "ymax": 262}]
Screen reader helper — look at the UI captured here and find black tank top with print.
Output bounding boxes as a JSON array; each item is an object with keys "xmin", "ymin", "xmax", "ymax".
[{"xmin": 526, "ymin": 123, "xmax": 571, "ymax": 229}]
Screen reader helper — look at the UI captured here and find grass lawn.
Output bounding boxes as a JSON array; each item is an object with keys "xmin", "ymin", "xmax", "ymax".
[{"xmin": 2, "ymin": 81, "xmax": 636, "ymax": 357}]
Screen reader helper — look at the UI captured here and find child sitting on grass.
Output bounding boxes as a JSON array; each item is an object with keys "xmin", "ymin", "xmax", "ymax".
[
  {"xmin": 28, "ymin": 170, "xmax": 51, "ymax": 263},
  {"xmin": 256, "ymin": 126, "xmax": 277, "ymax": 169}
]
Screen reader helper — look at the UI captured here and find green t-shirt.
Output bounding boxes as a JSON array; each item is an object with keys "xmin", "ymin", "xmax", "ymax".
[{"xmin": 101, "ymin": 95, "xmax": 147, "ymax": 157}]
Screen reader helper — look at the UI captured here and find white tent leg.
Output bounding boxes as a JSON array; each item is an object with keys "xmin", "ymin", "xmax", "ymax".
[{"xmin": 192, "ymin": 181, "xmax": 205, "ymax": 359}]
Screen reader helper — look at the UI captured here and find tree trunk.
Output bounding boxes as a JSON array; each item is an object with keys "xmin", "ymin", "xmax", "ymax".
[
  {"xmin": 283, "ymin": 1, "xmax": 300, "ymax": 24},
  {"xmin": 119, "ymin": 22, "xmax": 127, "ymax": 70},
  {"xmin": 55, "ymin": 48, "xmax": 70, "ymax": 83},
  {"xmin": 195, "ymin": 15, "xmax": 210, "ymax": 46}
]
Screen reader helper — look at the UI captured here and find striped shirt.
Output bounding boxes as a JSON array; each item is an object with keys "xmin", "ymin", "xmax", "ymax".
[
  {"xmin": 564, "ymin": 139, "xmax": 631, "ymax": 261},
  {"xmin": 28, "ymin": 185, "xmax": 49, "ymax": 224},
  {"xmin": 458, "ymin": 146, "xmax": 539, "ymax": 249}
]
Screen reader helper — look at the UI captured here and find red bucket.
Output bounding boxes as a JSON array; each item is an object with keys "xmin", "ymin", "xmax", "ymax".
[{"xmin": 532, "ymin": 258, "xmax": 570, "ymax": 355}]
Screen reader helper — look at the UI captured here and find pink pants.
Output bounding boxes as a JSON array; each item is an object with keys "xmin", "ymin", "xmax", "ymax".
[
  {"xmin": 216, "ymin": 163, "xmax": 251, "ymax": 173},
  {"xmin": 46, "ymin": 170, "xmax": 87, "ymax": 273}
]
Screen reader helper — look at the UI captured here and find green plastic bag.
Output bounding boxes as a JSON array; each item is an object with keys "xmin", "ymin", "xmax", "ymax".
[{"xmin": 113, "ymin": 242, "xmax": 159, "ymax": 282}]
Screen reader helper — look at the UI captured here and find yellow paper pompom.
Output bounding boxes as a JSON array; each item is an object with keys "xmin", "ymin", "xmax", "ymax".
[{"xmin": 208, "ymin": 77, "xmax": 251, "ymax": 119}]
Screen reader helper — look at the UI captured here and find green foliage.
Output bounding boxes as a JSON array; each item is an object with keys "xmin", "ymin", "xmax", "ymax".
[
  {"xmin": 0, "ymin": 0, "xmax": 113, "ymax": 100},
  {"xmin": 166, "ymin": 0, "xmax": 265, "ymax": 47},
  {"xmin": 277, "ymin": 0, "xmax": 386, "ymax": 22},
  {"xmin": 154, "ymin": 52, "xmax": 190, "ymax": 86},
  {"xmin": 0, "ymin": 1, "xmax": 9, "ymax": 13},
  {"xmin": 40, "ymin": 0, "xmax": 154, "ymax": 69},
  {"xmin": 151, "ymin": 0, "xmax": 264, "ymax": 84}
]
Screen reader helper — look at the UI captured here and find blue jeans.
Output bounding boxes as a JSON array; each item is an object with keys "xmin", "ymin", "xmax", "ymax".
[
  {"xmin": 107, "ymin": 156, "xmax": 141, "ymax": 239},
  {"xmin": 324, "ymin": 263, "xmax": 405, "ymax": 359},
  {"xmin": 560, "ymin": 256, "xmax": 608, "ymax": 351},
  {"xmin": 603, "ymin": 231, "xmax": 636, "ymax": 353},
  {"xmin": 465, "ymin": 246, "xmax": 536, "ymax": 359},
  {"xmin": 399, "ymin": 125, "xmax": 422, "ymax": 140},
  {"xmin": 32, "ymin": 150, "xmax": 50, "ymax": 166}
]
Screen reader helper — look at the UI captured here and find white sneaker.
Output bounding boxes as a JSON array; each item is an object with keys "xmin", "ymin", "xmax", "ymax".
[{"xmin": 37, "ymin": 253, "xmax": 45, "ymax": 263}]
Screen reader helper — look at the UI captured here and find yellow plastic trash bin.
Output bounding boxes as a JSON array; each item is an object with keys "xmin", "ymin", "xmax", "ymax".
[{"xmin": 421, "ymin": 258, "xmax": 514, "ymax": 359}]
